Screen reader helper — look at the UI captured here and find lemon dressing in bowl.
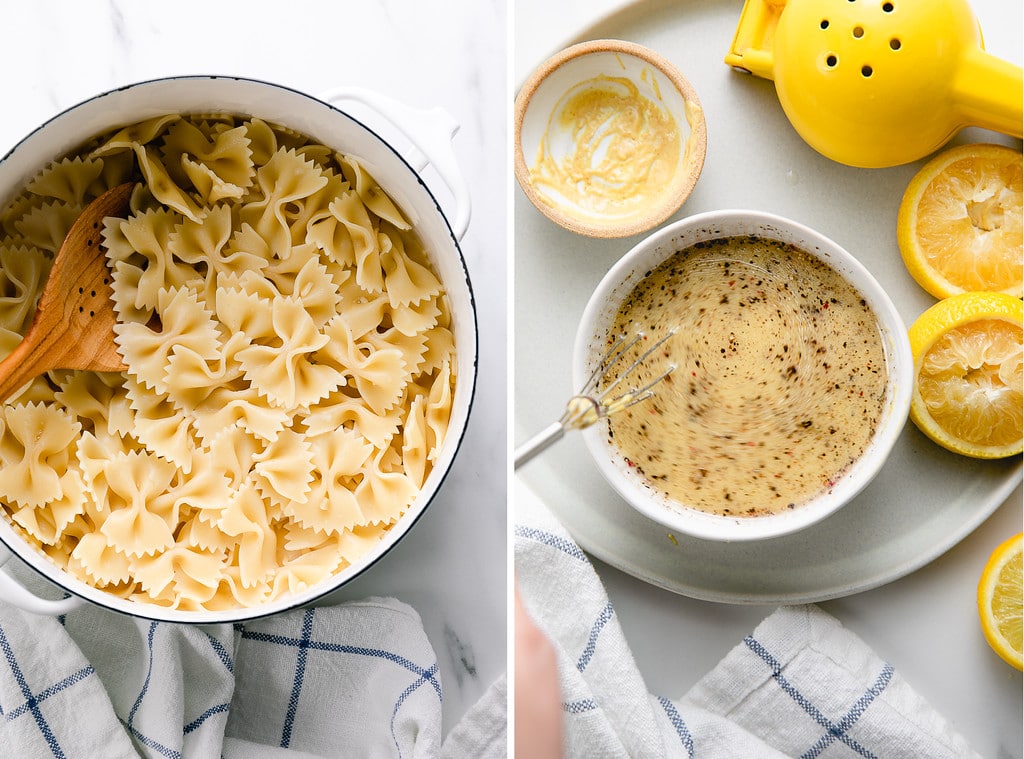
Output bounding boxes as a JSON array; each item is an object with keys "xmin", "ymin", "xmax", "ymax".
[
  {"xmin": 602, "ymin": 235, "xmax": 890, "ymax": 517},
  {"xmin": 574, "ymin": 211, "xmax": 913, "ymax": 542}
]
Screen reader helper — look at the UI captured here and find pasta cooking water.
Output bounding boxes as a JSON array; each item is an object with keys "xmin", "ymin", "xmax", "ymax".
[{"xmin": 0, "ymin": 114, "xmax": 456, "ymax": 610}]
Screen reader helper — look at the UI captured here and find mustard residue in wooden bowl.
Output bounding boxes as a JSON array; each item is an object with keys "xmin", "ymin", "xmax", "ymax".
[{"xmin": 529, "ymin": 70, "xmax": 696, "ymax": 226}]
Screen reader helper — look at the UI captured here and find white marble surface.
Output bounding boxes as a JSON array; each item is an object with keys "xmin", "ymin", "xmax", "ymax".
[
  {"xmin": 515, "ymin": 0, "xmax": 1023, "ymax": 757},
  {"xmin": 0, "ymin": 0, "xmax": 507, "ymax": 738}
]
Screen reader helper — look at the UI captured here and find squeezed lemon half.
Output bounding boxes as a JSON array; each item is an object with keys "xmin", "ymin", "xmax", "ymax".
[
  {"xmin": 908, "ymin": 292, "xmax": 1023, "ymax": 459},
  {"xmin": 897, "ymin": 143, "xmax": 1023, "ymax": 299}
]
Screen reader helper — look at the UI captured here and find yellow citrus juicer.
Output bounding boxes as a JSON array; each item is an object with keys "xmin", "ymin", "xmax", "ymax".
[{"xmin": 725, "ymin": 0, "xmax": 1023, "ymax": 168}]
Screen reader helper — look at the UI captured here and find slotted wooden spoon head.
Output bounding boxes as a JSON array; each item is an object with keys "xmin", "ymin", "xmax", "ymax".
[{"xmin": 0, "ymin": 183, "xmax": 134, "ymax": 403}]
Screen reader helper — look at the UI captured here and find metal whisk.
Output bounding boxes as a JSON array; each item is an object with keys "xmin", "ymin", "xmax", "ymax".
[{"xmin": 514, "ymin": 331, "xmax": 675, "ymax": 469}]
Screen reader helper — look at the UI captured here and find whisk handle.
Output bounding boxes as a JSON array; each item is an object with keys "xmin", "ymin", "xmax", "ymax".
[{"xmin": 514, "ymin": 422, "xmax": 566, "ymax": 469}]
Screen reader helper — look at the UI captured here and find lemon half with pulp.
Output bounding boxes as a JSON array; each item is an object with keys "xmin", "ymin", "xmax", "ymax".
[
  {"xmin": 908, "ymin": 292, "xmax": 1023, "ymax": 459},
  {"xmin": 898, "ymin": 143, "xmax": 1022, "ymax": 299}
]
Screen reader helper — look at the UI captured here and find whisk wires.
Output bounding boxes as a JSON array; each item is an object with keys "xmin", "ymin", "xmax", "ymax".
[
  {"xmin": 563, "ymin": 331, "xmax": 676, "ymax": 429},
  {"xmin": 515, "ymin": 331, "xmax": 675, "ymax": 468}
]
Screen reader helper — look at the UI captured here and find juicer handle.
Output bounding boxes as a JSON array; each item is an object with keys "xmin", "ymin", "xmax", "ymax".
[
  {"xmin": 0, "ymin": 541, "xmax": 85, "ymax": 616},
  {"xmin": 953, "ymin": 48, "xmax": 1023, "ymax": 138},
  {"xmin": 320, "ymin": 87, "xmax": 472, "ymax": 241}
]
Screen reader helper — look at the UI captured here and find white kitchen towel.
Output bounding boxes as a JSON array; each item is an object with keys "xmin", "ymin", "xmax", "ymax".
[
  {"xmin": 514, "ymin": 479, "xmax": 981, "ymax": 759},
  {"xmin": 0, "ymin": 572, "xmax": 506, "ymax": 759}
]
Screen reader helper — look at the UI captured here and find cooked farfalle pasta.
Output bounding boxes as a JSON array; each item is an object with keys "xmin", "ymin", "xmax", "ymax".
[
  {"xmin": 0, "ymin": 114, "xmax": 456, "ymax": 609},
  {"xmin": 0, "ymin": 244, "xmax": 51, "ymax": 333}
]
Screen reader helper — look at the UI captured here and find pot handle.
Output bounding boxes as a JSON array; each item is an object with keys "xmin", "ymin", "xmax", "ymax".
[
  {"xmin": 0, "ymin": 541, "xmax": 85, "ymax": 616},
  {"xmin": 319, "ymin": 87, "xmax": 472, "ymax": 241}
]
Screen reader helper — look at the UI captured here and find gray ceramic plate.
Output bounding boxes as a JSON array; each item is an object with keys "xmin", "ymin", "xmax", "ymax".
[{"xmin": 513, "ymin": 0, "xmax": 1023, "ymax": 604}]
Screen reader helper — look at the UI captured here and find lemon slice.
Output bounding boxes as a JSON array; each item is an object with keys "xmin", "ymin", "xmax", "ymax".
[
  {"xmin": 897, "ymin": 143, "xmax": 1023, "ymax": 299},
  {"xmin": 908, "ymin": 292, "xmax": 1023, "ymax": 459},
  {"xmin": 978, "ymin": 533, "xmax": 1023, "ymax": 671}
]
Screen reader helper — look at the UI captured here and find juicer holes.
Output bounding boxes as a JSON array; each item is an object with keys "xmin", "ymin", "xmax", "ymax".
[
  {"xmin": 882, "ymin": 1, "xmax": 894, "ymax": 11},
  {"xmin": 820, "ymin": 19, "xmax": 830, "ymax": 29},
  {"xmin": 890, "ymin": 38, "xmax": 901, "ymax": 50},
  {"xmin": 853, "ymin": 26, "xmax": 864, "ymax": 38},
  {"xmin": 826, "ymin": 54, "xmax": 838, "ymax": 67},
  {"xmin": 861, "ymin": 65, "xmax": 874, "ymax": 77}
]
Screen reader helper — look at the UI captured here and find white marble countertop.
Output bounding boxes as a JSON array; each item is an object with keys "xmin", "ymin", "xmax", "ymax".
[
  {"xmin": 514, "ymin": 0, "xmax": 1023, "ymax": 757},
  {"xmin": 0, "ymin": 0, "xmax": 507, "ymax": 738}
]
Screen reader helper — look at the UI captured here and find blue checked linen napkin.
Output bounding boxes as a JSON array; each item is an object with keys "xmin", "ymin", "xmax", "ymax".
[
  {"xmin": 0, "ymin": 564, "xmax": 506, "ymax": 759},
  {"xmin": 514, "ymin": 479, "xmax": 982, "ymax": 759}
]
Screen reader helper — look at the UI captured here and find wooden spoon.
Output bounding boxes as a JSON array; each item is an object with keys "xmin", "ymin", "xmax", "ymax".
[{"xmin": 0, "ymin": 182, "xmax": 134, "ymax": 403}]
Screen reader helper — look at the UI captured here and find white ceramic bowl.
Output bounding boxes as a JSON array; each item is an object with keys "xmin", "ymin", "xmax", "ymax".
[
  {"xmin": 0, "ymin": 76, "xmax": 478, "ymax": 623},
  {"xmin": 574, "ymin": 210, "xmax": 913, "ymax": 541},
  {"xmin": 514, "ymin": 39, "xmax": 707, "ymax": 238}
]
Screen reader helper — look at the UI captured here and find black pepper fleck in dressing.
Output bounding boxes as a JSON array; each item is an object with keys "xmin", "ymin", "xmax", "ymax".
[{"xmin": 602, "ymin": 236, "xmax": 888, "ymax": 518}]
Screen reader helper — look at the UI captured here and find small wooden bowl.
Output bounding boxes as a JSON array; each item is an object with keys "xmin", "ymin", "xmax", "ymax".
[{"xmin": 514, "ymin": 39, "xmax": 707, "ymax": 238}]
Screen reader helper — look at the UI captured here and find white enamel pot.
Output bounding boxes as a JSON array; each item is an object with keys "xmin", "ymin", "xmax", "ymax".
[{"xmin": 0, "ymin": 76, "xmax": 477, "ymax": 623}]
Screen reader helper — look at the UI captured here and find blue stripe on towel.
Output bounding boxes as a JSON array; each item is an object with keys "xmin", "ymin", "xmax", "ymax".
[
  {"xmin": 123, "ymin": 622, "xmax": 184, "ymax": 759},
  {"xmin": 241, "ymin": 609, "xmax": 442, "ymax": 757},
  {"xmin": 0, "ymin": 622, "xmax": 69, "ymax": 758},
  {"xmin": 281, "ymin": 608, "xmax": 316, "ymax": 748},
  {"xmin": 391, "ymin": 661, "xmax": 441, "ymax": 759},
  {"xmin": 800, "ymin": 664, "xmax": 894, "ymax": 759},
  {"xmin": 4, "ymin": 666, "xmax": 95, "ymax": 720},
  {"xmin": 241, "ymin": 628, "xmax": 442, "ymax": 700},
  {"xmin": 127, "ymin": 622, "xmax": 159, "ymax": 727},
  {"xmin": 562, "ymin": 698, "xmax": 598, "ymax": 715},
  {"xmin": 392, "ymin": 661, "xmax": 440, "ymax": 717},
  {"xmin": 119, "ymin": 717, "xmax": 182, "ymax": 759},
  {"xmin": 657, "ymin": 696, "xmax": 695, "ymax": 758},
  {"xmin": 204, "ymin": 631, "xmax": 234, "ymax": 674},
  {"xmin": 183, "ymin": 702, "xmax": 230, "ymax": 735},
  {"xmin": 576, "ymin": 603, "xmax": 614, "ymax": 673},
  {"xmin": 514, "ymin": 525, "xmax": 588, "ymax": 562},
  {"xmin": 744, "ymin": 635, "xmax": 892, "ymax": 759}
]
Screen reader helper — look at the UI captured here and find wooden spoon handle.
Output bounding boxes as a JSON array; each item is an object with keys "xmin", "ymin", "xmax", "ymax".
[{"xmin": 0, "ymin": 321, "xmax": 60, "ymax": 403}]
